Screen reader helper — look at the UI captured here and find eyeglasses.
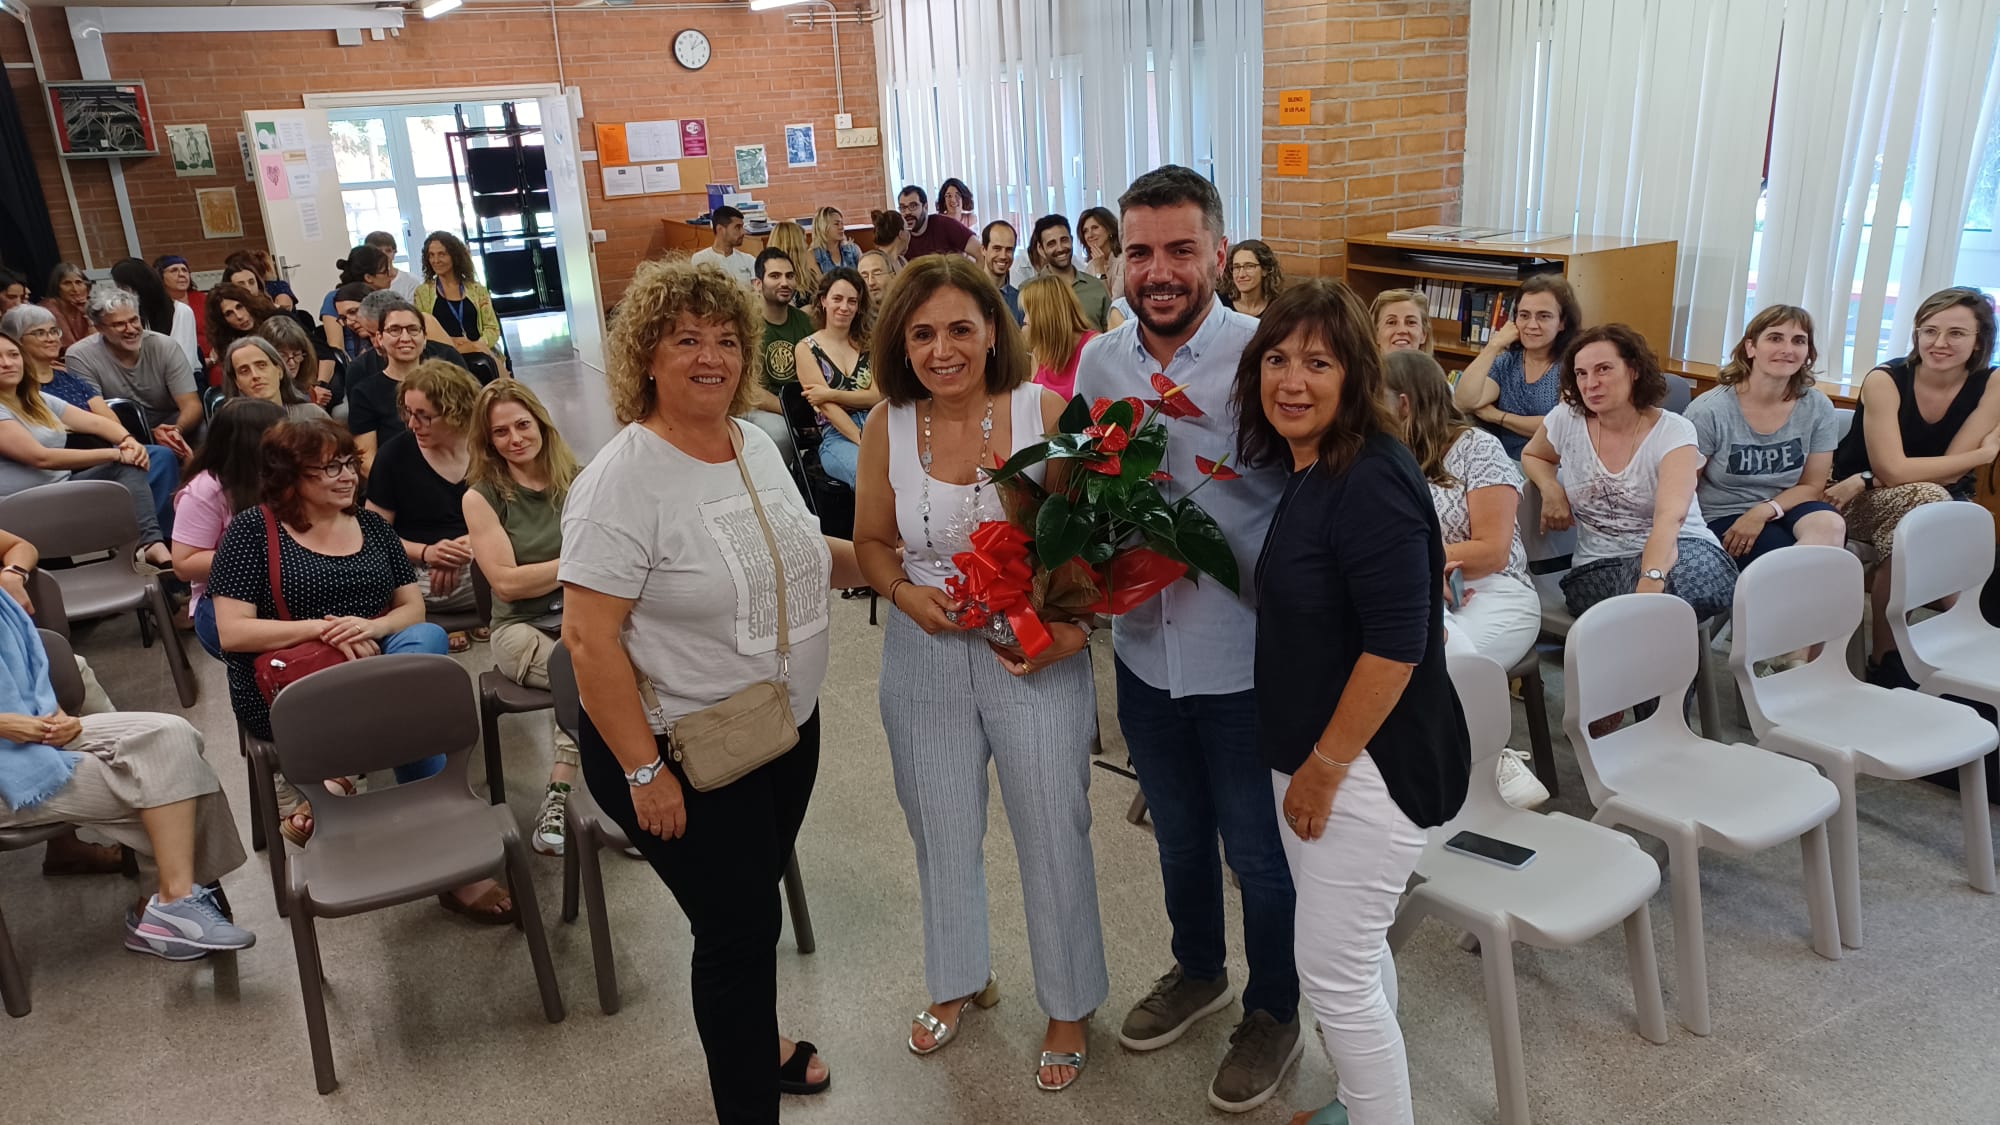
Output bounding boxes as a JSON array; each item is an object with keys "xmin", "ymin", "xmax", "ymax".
[
  {"xmin": 20, "ymin": 327, "xmax": 60, "ymax": 340},
  {"xmin": 380, "ymin": 324, "xmax": 425, "ymax": 338},
  {"xmin": 1230, "ymin": 263, "xmax": 1261, "ymax": 272},
  {"xmin": 303, "ymin": 457, "xmax": 361, "ymax": 480},
  {"xmin": 399, "ymin": 407, "xmax": 440, "ymax": 427}
]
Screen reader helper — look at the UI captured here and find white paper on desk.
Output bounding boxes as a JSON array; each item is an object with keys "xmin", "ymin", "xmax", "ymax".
[
  {"xmin": 625, "ymin": 119, "xmax": 682, "ymax": 162},
  {"xmin": 297, "ymin": 198, "xmax": 323, "ymax": 241},
  {"xmin": 306, "ymin": 142, "xmax": 335, "ymax": 174},
  {"xmin": 641, "ymin": 162, "xmax": 681, "ymax": 194},
  {"xmin": 276, "ymin": 120, "xmax": 309, "ymax": 153},
  {"xmin": 602, "ymin": 165, "xmax": 643, "ymax": 198},
  {"xmin": 286, "ymin": 163, "xmax": 316, "ymax": 197}
]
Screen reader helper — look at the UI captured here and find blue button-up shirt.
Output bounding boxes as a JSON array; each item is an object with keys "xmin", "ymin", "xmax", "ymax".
[{"xmin": 1075, "ymin": 299, "xmax": 1284, "ymax": 697}]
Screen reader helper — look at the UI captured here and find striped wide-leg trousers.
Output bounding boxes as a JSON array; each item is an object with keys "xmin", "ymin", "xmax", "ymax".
[{"xmin": 878, "ymin": 606, "xmax": 1110, "ymax": 1022}]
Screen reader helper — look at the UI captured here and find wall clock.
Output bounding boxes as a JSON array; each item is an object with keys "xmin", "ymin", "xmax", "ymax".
[{"xmin": 674, "ymin": 28, "xmax": 712, "ymax": 70}]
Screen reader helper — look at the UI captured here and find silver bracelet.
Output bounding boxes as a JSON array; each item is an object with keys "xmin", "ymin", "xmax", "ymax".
[{"xmin": 1311, "ymin": 746, "xmax": 1353, "ymax": 771}]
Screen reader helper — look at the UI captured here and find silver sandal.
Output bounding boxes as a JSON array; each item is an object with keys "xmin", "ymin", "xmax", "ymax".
[
  {"xmin": 907, "ymin": 973, "xmax": 999, "ymax": 1056},
  {"xmin": 1036, "ymin": 1050, "xmax": 1086, "ymax": 1092}
]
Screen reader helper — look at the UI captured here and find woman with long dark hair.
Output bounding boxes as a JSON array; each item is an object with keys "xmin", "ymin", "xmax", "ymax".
[
  {"xmin": 1232, "ymin": 278, "xmax": 1469, "ymax": 1125},
  {"xmin": 172, "ymin": 397, "xmax": 289, "ymax": 658},
  {"xmin": 1221, "ymin": 240, "xmax": 1285, "ymax": 319},
  {"xmin": 204, "ymin": 283, "xmax": 279, "ymax": 374},
  {"xmin": 1452, "ymin": 274, "xmax": 1583, "ymax": 457},
  {"xmin": 414, "ymin": 230, "xmax": 503, "ymax": 371},
  {"xmin": 1077, "ymin": 206, "xmax": 1125, "ymax": 302}
]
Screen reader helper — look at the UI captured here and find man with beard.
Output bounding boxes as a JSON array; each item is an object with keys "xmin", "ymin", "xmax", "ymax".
[
  {"xmin": 748, "ymin": 248, "xmax": 814, "ymax": 414},
  {"xmin": 65, "ymin": 283, "xmax": 202, "ymax": 450},
  {"xmin": 1071, "ymin": 165, "xmax": 1299, "ymax": 1115},
  {"xmin": 980, "ymin": 220, "xmax": 1025, "ymax": 324},
  {"xmin": 1030, "ymin": 214, "xmax": 1115, "ymax": 331},
  {"xmin": 897, "ymin": 184, "xmax": 979, "ymax": 261}
]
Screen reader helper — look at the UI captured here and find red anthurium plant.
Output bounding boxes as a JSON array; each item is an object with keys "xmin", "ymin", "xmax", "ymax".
[{"xmin": 942, "ymin": 383, "xmax": 1241, "ymax": 658}]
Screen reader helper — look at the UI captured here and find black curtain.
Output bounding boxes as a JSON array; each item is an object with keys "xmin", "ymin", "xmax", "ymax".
[{"xmin": 0, "ymin": 75, "xmax": 62, "ymax": 293}]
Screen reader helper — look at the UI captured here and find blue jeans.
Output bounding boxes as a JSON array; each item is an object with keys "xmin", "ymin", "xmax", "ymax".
[
  {"xmin": 192, "ymin": 596, "xmax": 222, "ymax": 660},
  {"xmin": 1114, "ymin": 657, "xmax": 1298, "ymax": 1022},
  {"xmin": 1706, "ymin": 500, "xmax": 1841, "ymax": 569},
  {"xmin": 144, "ymin": 445, "xmax": 177, "ymax": 540},
  {"xmin": 817, "ymin": 417, "xmax": 864, "ymax": 487},
  {"xmin": 384, "ymin": 622, "xmax": 450, "ymax": 781}
]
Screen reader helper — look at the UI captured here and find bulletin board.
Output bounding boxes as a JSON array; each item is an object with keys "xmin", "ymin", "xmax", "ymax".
[{"xmin": 595, "ymin": 119, "xmax": 711, "ymax": 198}]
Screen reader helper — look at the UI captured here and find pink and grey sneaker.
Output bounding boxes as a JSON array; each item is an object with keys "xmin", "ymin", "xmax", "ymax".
[{"xmin": 125, "ymin": 886, "xmax": 255, "ymax": 960}]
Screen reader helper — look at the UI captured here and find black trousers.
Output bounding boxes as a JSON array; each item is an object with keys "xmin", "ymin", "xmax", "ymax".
[{"xmin": 580, "ymin": 706, "xmax": 821, "ymax": 1125}]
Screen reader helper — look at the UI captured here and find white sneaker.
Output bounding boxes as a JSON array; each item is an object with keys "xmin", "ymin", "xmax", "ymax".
[
  {"xmin": 1496, "ymin": 749, "xmax": 1550, "ymax": 809},
  {"xmin": 533, "ymin": 783, "xmax": 569, "ymax": 856}
]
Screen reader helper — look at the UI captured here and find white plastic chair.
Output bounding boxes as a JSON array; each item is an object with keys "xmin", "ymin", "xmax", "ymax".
[
  {"xmin": 1562, "ymin": 592, "xmax": 1842, "ymax": 1036},
  {"xmin": 1390, "ymin": 652, "xmax": 1667, "ymax": 1125},
  {"xmin": 1888, "ymin": 502, "xmax": 2000, "ymax": 711},
  {"xmin": 1730, "ymin": 545, "xmax": 1996, "ymax": 950},
  {"xmin": 1517, "ymin": 481, "xmax": 1729, "ymax": 738}
]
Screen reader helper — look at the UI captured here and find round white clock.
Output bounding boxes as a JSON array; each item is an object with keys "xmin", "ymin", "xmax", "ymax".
[{"xmin": 673, "ymin": 28, "xmax": 712, "ymax": 70}]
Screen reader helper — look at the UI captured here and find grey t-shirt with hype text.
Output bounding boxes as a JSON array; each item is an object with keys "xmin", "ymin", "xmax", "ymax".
[{"xmin": 1686, "ymin": 385, "xmax": 1840, "ymax": 520}]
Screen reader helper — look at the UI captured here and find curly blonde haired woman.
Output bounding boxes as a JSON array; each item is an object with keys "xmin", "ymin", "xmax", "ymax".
[
  {"xmin": 561, "ymin": 258, "xmax": 863, "ymax": 1120},
  {"xmin": 464, "ymin": 379, "xmax": 586, "ymax": 855},
  {"xmin": 364, "ymin": 359, "xmax": 484, "ymax": 647}
]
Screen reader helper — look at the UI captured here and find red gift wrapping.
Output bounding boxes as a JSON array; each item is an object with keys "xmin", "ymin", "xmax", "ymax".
[{"xmin": 946, "ymin": 521, "xmax": 1056, "ymax": 659}]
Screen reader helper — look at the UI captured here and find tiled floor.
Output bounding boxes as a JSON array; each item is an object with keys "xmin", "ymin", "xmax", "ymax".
[{"xmin": 4, "ymin": 325, "xmax": 1998, "ymax": 1123}]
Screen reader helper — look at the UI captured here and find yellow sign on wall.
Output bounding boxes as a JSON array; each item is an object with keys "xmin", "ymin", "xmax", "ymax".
[
  {"xmin": 1279, "ymin": 90, "xmax": 1311, "ymax": 125},
  {"xmin": 1277, "ymin": 144, "xmax": 1309, "ymax": 176}
]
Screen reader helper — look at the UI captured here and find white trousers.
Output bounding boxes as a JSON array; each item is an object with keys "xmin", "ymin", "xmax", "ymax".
[
  {"xmin": 1272, "ymin": 754, "xmax": 1427, "ymax": 1125},
  {"xmin": 1442, "ymin": 572, "xmax": 1542, "ymax": 669}
]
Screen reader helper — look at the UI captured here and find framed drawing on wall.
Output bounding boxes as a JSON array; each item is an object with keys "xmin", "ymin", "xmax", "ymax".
[
  {"xmin": 784, "ymin": 124, "xmax": 817, "ymax": 169},
  {"xmin": 735, "ymin": 144, "xmax": 769, "ymax": 189},
  {"xmin": 196, "ymin": 188, "xmax": 243, "ymax": 239},
  {"xmin": 167, "ymin": 124, "xmax": 216, "ymax": 177}
]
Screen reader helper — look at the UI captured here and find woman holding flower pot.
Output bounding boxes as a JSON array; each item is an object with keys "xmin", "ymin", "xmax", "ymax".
[{"xmin": 854, "ymin": 254, "xmax": 1106, "ymax": 1094}]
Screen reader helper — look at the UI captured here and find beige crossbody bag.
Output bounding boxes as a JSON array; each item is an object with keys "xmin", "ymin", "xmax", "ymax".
[{"xmin": 636, "ymin": 430, "xmax": 799, "ymax": 791}]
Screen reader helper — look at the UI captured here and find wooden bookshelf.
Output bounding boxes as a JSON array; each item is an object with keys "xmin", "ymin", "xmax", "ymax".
[{"xmin": 1343, "ymin": 232, "xmax": 1678, "ymax": 368}]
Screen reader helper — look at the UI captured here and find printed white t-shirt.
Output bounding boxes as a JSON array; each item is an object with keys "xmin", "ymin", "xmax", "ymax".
[
  {"xmin": 560, "ymin": 420, "xmax": 832, "ymax": 731},
  {"xmin": 1543, "ymin": 405, "xmax": 1717, "ymax": 566}
]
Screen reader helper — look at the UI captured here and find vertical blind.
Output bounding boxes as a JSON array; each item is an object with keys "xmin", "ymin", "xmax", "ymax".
[
  {"xmin": 873, "ymin": 0, "xmax": 1264, "ymax": 240},
  {"xmin": 1465, "ymin": 0, "xmax": 2000, "ymax": 376}
]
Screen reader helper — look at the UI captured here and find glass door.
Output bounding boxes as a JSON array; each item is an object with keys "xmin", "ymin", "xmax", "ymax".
[{"xmin": 329, "ymin": 103, "xmax": 472, "ymax": 275}]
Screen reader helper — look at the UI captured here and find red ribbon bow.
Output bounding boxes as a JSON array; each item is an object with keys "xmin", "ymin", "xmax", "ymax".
[{"xmin": 946, "ymin": 521, "xmax": 1055, "ymax": 658}]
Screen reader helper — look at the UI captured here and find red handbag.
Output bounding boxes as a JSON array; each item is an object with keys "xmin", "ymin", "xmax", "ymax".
[{"xmin": 252, "ymin": 505, "xmax": 349, "ymax": 704}]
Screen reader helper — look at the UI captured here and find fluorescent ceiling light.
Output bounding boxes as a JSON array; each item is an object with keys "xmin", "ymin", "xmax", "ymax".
[
  {"xmin": 749, "ymin": 0, "xmax": 814, "ymax": 10},
  {"xmin": 421, "ymin": 0, "xmax": 463, "ymax": 18}
]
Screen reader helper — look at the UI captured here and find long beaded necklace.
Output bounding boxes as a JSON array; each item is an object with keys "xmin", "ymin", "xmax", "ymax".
[{"xmin": 918, "ymin": 394, "xmax": 995, "ymax": 551}]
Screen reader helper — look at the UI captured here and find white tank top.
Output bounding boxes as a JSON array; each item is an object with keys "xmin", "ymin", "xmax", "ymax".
[{"xmin": 888, "ymin": 387, "xmax": 1048, "ymax": 590}]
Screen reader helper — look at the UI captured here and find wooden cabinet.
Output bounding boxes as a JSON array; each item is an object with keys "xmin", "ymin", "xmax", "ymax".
[{"xmin": 1342, "ymin": 233, "xmax": 1678, "ymax": 369}]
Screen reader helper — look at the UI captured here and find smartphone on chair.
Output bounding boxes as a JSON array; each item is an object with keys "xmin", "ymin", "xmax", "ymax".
[{"xmin": 1443, "ymin": 830, "xmax": 1537, "ymax": 870}]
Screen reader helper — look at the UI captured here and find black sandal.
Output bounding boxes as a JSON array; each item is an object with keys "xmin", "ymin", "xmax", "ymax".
[{"xmin": 778, "ymin": 1039, "xmax": 830, "ymax": 1096}]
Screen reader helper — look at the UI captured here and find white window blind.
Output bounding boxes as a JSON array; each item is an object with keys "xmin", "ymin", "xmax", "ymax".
[
  {"xmin": 873, "ymin": 0, "xmax": 1264, "ymax": 240},
  {"xmin": 1468, "ymin": 0, "xmax": 2000, "ymax": 378}
]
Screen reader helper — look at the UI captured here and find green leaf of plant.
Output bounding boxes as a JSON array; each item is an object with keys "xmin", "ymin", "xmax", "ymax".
[
  {"xmin": 1119, "ymin": 437, "xmax": 1166, "ymax": 485},
  {"xmin": 1035, "ymin": 494, "xmax": 1092, "ymax": 569},
  {"xmin": 1172, "ymin": 503, "xmax": 1240, "ymax": 593},
  {"xmin": 1124, "ymin": 488, "xmax": 1176, "ymax": 541},
  {"xmin": 1096, "ymin": 398, "xmax": 1136, "ymax": 431},
  {"xmin": 1058, "ymin": 394, "xmax": 1093, "ymax": 435},
  {"xmin": 986, "ymin": 442, "xmax": 1053, "ymax": 486}
]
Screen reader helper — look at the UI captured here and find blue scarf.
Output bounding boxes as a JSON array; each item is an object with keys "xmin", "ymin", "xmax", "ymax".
[{"xmin": 0, "ymin": 595, "xmax": 78, "ymax": 811}]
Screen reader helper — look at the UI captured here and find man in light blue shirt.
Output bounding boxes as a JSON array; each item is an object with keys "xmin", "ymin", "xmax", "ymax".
[{"xmin": 1074, "ymin": 165, "xmax": 1299, "ymax": 1112}]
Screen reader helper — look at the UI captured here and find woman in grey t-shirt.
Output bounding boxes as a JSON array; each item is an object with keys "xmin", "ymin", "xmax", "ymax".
[{"xmin": 1687, "ymin": 305, "xmax": 1846, "ymax": 568}]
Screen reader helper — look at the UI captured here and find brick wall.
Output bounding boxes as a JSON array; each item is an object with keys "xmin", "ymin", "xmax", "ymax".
[
  {"xmin": 1, "ymin": 5, "xmax": 883, "ymax": 305},
  {"xmin": 1262, "ymin": 0, "xmax": 1469, "ymax": 280}
]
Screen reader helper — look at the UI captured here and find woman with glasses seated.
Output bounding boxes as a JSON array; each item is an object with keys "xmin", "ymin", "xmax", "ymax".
[
  {"xmin": 1453, "ymin": 274, "xmax": 1583, "ymax": 458},
  {"xmin": 1221, "ymin": 240, "xmax": 1284, "ymax": 319},
  {"xmin": 207, "ymin": 419, "xmax": 515, "ymax": 922},
  {"xmin": 365, "ymin": 360, "xmax": 484, "ymax": 651},
  {"xmin": 2, "ymin": 304, "xmax": 110, "ymax": 418}
]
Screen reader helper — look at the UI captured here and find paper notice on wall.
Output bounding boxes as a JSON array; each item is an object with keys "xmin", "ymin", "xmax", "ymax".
[
  {"xmin": 307, "ymin": 142, "xmax": 335, "ymax": 174},
  {"xmin": 258, "ymin": 153, "xmax": 289, "ymax": 200},
  {"xmin": 285, "ymin": 157, "xmax": 316, "ymax": 198},
  {"xmin": 595, "ymin": 123, "xmax": 629, "ymax": 165},
  {"xmin": 625, "ymin": 119, "xmax": 682, "ymax": 162},
  {"xmin": 601, "ymin": 164, "xmax": 643, "ymax": 198},
  {"xmin": 640, "ymin": 162, "xmax": 681, "ymax": 194},
  {"xmin": 681, "ymin": 119, "xmax": 708, "ymax": 157},
  {"xmin": 297, "ymin": 197, "xmax": 324, "ymax": 241},
  {"xmin": 276, "ymin": 119, "xmax": 308, "ymax": 153},
  {"xmin": 237, "ymin": 131, "xmax": 253, "ymax": 182}
]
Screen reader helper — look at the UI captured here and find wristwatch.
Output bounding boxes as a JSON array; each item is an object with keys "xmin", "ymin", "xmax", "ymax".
[
  {"xmin": 0, "ymin": 565, "xmax": 28, "ymax": 581},
  {"xmin": 1860, "ymin": 470, "xmax": 1877, "ymax": 490},
  {"xmin": 625, "ymin": 756, "xmax": 667, "ymax": 787},
  {"xmin": 1640, "ymin": 568, "xmax": 1667, "ymax": 583}
]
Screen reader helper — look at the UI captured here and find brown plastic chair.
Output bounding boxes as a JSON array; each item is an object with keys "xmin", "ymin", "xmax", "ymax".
[
  {"xmin": 0, "ymin": 631, "xmax": 92, "ymax": 1018},
  {"xmin": 25, "ymin": 569, "xmax": 67, "ymax": 639},
  {"xmin": 547, "ymin": 643, "xmax": 816, "ymax": 1014},
  {"xmin": 0, "ymin": 481, "xmax": 196, "ymax": 707},
  {"xmin": 268, "ymin": 653, "xmax": 564, "ymax": 1092}
]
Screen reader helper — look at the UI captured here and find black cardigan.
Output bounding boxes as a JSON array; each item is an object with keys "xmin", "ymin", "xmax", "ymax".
[{"xmin": 1253, "ymin": 432, "xmax": 1470, "ymax": 829}]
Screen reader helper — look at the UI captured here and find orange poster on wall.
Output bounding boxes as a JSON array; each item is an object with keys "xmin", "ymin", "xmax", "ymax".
[
  {"xmin": 595, "ymin": 123, "xmax": 630, "ymax": 166},
  {"xmin": 1279, "ymin": 90, "xmax": 1311, "ymax": 125},
  {"xmin": 1277, "ymin": 144, "xmax": 1309, "ymax": 176}
]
